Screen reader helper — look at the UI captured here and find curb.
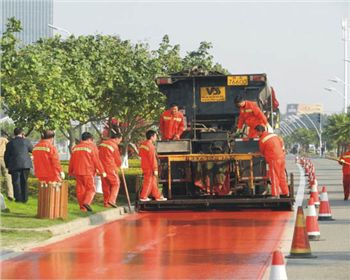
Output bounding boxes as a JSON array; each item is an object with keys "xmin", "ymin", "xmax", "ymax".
[{"xmin": 0, "ymin": 205, "xmax": 134, "ymax": 261}]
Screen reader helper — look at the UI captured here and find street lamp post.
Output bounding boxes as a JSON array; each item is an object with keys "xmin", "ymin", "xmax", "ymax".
[
  {"xmin": 326, "ymin": 77, "xmax": 349, "ymax": 113},
  {"xmin": 342, "ymin": 18, "xmax": 349, "ymax": 114},
  {"xmin": 48, "ymin": 24, "xmax": 72, "ymax": 36},
  {"xmin": 301, "ymin": 114, "xmax": 322, "ymax": 156}
]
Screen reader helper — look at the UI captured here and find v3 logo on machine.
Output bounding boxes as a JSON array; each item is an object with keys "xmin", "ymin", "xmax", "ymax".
[{"xmin": 200, "ymin": 86, "xmax": 226, "ymax": 102}]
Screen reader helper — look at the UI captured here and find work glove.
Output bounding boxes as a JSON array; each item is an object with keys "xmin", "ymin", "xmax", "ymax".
[
  {"xmin": 154, "ymin": 170, "xmax": 159, "ymax": 176},
  {"xmin": 173, "ymin": 135, "xmax": 180, "ymax": 140},
  {"xmin": 339, "ymin": 159, "xmax": 345, "ymax": 164},
  {"xmin": 60, "ymin": 171, "xmax": 65, "ymax": 180},
  {"xmin": 102, "ymin": 172, "xmax": 107, "ymax": 178}
]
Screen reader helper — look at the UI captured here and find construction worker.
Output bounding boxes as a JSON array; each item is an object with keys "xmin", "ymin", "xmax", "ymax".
[
  {"xmin": 234, "ymin": 96, "xmax": 268, "ymax": 138},
  {"xmin": 255, "ymin": 125, "xmax": 289, "ymax": 197},
  {"xmin": 139, "ymin": 130, "xmax": 167, "ymax": 201},
  {"xmin": 32, "ymin": 130, "xmax": 64, "ymax": 183},
  {"xmin": 98, "ymin": 131, "xmax": 122, "ymax": 208},
  {"xmin": 69, "ymin": 132, "xmax": 106, "ymax": 212},
  {"xmin": 338, "ymin": 143, "xmax": 350, "ymax": 200},
  {"xmin": 159, "ymin": 103, "xmax": 185, "ymax": 140}
]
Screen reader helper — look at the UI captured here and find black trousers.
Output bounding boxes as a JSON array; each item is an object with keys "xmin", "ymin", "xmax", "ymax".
[{"xmin": 11, "ymin": 169, "xmax": 30, "ymax": 203}]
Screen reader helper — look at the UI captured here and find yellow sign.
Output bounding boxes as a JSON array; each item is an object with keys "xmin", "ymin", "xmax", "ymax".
[
  {"xmin": 200, "ymin": 86, "xmax": 226, "ymax": 102},
  {"xmin": 227, "ymin": 75, "xmax": 249, "ymax": 86}
]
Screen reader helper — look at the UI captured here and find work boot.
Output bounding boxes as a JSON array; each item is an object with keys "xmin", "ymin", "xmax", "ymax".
[
  {"xmin": 156, "ymin": 197, "xmax": 167, "ymax": 201},
  {"xmin": 83, "ymin": 204, "xmax": 93, "ymax": 212},
  {"xmin": 108, "ymin": 202, "xmax": 118, "ymax": 208},
  {"xmin": 139, "ymin": 197, "xmax": 151, "ymax": 202}
]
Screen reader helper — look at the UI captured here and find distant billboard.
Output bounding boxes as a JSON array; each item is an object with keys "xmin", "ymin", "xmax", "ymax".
[
  {"xmin": 286, "ymin": 103, "xmax": 323, "ymax": 116},
  {"xmin": 297, "ymin": 104, "xmax": 323, "ymax": 114}
]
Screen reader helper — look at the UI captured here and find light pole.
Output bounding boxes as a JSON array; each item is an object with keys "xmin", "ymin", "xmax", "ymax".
[
  {"xmin": 48, "ymin": 24, "xmax": 72, "ymax": 36},
  {"xmin": 289, "ymin": 115, "xmax": 309, "ymax": 130},
  {"xmin": 326, "ymin": 77, "xmax": 349, "ymax": 113},
  {"xmin": 301, "ymin": 113, "xmax": 322, "ymax": 156},
  {"xmin": 342, "ymin": 18, "xmax": 349, "ymax": 114}
]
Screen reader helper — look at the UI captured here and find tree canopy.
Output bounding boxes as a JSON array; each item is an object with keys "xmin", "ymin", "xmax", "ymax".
[{"xmin": 1, "ymin": 18, "xmax": 228, "ymax": 147}]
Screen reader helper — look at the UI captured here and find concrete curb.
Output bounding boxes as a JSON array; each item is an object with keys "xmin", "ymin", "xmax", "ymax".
[{"xmin": 1, "ymin": 205, "xmax": 134, "ymax": 261}]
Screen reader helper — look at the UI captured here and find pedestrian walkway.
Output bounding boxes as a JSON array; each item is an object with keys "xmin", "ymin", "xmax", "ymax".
[{"xmin": 283, "ymin": 156, "xmax": 350, "ymax": 280}]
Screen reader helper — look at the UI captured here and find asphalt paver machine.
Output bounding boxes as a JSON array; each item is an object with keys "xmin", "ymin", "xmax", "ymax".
[{"xmin": 135, "ymin": 69, "xmax": 294, "ymax": 211}]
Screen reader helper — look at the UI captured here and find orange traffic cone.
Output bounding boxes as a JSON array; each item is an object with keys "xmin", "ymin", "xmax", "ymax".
[
  {"xmin": 269, "ymin": 250, "xmax": 287, "ymax": 280},
  {"xmin": 309, "ymin": 183, "xmax": 320, "ymax": 207},
  {"xmin": 318, "ymin": 186, "xmax": 334, "ymax": 221},
  {"xmin": 306, "ymin": 197, "xmax": 320, "ymax": 240},
  {"xmin": 287, "ymin": 206, "xmax": 316, "ymax": 258}
]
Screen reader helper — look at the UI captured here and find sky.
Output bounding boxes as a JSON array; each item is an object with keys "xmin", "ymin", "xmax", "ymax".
[{"xmin": 54, "ymin": 0, "xmax": 350, "ymax": 114}]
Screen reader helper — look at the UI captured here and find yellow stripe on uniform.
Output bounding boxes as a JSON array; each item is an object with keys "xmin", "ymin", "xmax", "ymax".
[
  {"xmin": 243, "ymin": 109, "xmax": 253, "ymax": 113},
  {"xmin": 140, "ymin": 145, "xmax": 149, "ymax": 151},
  {"xmin": 261, "ymin": 133, "xmax": 278, "ymax": 143},
  {"xmin": 33, "ymin": 146, "xmax": 50, "ymax": 152},
  {"xmin": 72, "ymin": 147, "xmax": 92, "ymax": 153},
  {"xmin": 342, "ymin": 155, "xmax": 350, "ymax": 158},
  {"xmin": 163, "ymin": 116, "xmax": 171, "ymax": 120},
  {"xmin": 99, "ymin": 143, "xmax": 114, "ymax": 152}
]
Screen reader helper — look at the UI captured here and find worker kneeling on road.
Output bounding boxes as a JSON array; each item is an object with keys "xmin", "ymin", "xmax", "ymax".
[
  {"xmin": 139, "ymin": 130, "xmax": 166, "ymax": 202},
  {"xmin": 159, "ymin": 103, "xmax": 185, "ymax": 140},
  {"xmin": 234, "ymin": 96, "xmax": 269, "ymax": 138},
  {"xmin": 98, "ymin": 131, "xmax": 122, "ymax": 208},
  {"xmin": 33, "ymin": 130, "xmax": 64, "ymax": 183},
  {"xmin": 255, "ymin": 125, "xmax": 289, "ymax": 198},
  {"xmin": 338, "ymin": 143, "xmax": 350, "ymax": 200},
  {"xmin": 69, "ymin": 132, "xmax": 106, "ymax": 212}
]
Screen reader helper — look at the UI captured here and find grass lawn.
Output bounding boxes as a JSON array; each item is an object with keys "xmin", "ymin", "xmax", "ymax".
[{"xmin": 1, "ymin": 230, "xmax": 53, "ymax": 248}]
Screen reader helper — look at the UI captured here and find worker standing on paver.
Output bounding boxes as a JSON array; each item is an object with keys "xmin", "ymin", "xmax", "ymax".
[
  {"xmin": 98, "ymin": 131, "xmax": 122, "ymax": 208},
  {"xmin": 139, "ymin": 130, "xmax": 167, "ymax": 201},
  {"xmin": 255, "ymin": 125, "xmax": 289, "ymax": 198},
  {"xmin": 32, "ymin": 130, "xmax": 64, "ymax": 183},
  {"xmin": 69, "ymin": 132, "xmax": 106, "ymax": 212},
  {"xmin": 159, "ymin": 103, "xmax": 185, "ymax": 140},
  {"xmin": 338, "ymin": 143, "xmax": 350, "ymax": 200},
  {"xmin": 234, "ymin": 96, "xmax": 268, "ymax": 138}
]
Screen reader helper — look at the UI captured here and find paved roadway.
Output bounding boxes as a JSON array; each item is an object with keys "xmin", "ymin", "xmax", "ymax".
[
  {"xmin": 284, "ymin": 157, "xmax": 350, "ymax": 280},
  {"xmin": 1, "ymin": 156, "xmax": 348, "ymax": 279}
]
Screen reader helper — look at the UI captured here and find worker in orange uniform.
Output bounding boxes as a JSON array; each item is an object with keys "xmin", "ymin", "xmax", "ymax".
[
  {"xmin": 338, "ymin": 143, "xmax": 350, "ymax": 200},
  {"xmin": 33, "ymin": 130, "xmax": 64, "ymax": 183},
  {"xmin": 98, "ymin": 131, "xmax": 123, "ymax": 208},
  {"xmin": 159, "ymin": 103, "xmax": 185, "ymax": 140},
  {"xmin": 255, "ymin": 125, "xmax": 289, "ymax": 197},
  {"xmin": 69, "ymin": 132, "xmax": 106, "ymax": 212},
  {"xmin": 139, "ymin": 130, "xmax": 167, "ymax": 201},
  {"xmin": 234, "ymin": 96, "xmax": 268, "ymax": 138}
]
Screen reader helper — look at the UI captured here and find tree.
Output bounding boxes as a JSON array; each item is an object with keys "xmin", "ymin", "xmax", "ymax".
[{"xmin": 323, "ymin": 113, "xmax": 350, "ymax": 154}]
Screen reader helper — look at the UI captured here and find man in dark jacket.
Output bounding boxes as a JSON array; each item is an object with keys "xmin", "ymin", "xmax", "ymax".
[{"xmin": 4, "ymin": 128, "xmax": 33, "ymax": 203}]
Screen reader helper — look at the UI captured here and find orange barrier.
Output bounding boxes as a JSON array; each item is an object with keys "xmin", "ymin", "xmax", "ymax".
[
  {"xmin": 269, "ymin": 250, "xmax": 287, "ymax": 280},
  {"xmin": 37, "ymin": 181, "xmax": 68, "ymax": 219},
  {"xmin": 305, "ymin": 197, "xmax": 320, "ymax": 240},
  {"xmin": 318, "ymin": 186, "xmax": 334, "ymax": 221},
  {"xmin": 287, "ymin": 206, "xmax": 316, "ymax": 258}
]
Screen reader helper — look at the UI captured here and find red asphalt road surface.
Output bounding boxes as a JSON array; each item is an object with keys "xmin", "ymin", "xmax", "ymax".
[{"xmin": 1, "ymin": 211, "xmax": 290, "ymax": 279}]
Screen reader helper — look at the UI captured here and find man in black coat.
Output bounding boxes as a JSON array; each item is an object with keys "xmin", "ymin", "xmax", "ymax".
[{"xmin": 4, "ymin": 128, "xmax": 33, "ymax": 203}]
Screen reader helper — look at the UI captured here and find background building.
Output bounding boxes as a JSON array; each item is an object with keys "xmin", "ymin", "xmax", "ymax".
[{"xmin": 1, "ymin": 0, "xmax": 53, "ymax": 45}]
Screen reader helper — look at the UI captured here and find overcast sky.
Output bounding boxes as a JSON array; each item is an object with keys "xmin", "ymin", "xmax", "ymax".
[{"xmin": 54, "ymin": 0, "xmax": 350, "ymax": 114}]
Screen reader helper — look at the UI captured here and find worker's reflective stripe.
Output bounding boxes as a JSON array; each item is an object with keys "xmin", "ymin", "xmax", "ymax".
[
  {"xmin": 342, "ymin": 155, "xmax": 350, "ymax": 158},
  {"xmin": 163, "ymin": 116, "xmax": 172, "ymax": 120},
  {"xmin": 33, "ymin": 146, "xmax": 50, "ymax": 152},
  {"xmin": 72, "ymin": 147, "xmax": 92, "ymax": 153},
  {"xmin": 174, "ymin": 117, "xmax": 182, "ymax": 122},
  {"xmin": 261, "ymin": 134, "xmax": 278, "ymax": 144},
  {"xmin": 242, "ymin": 109, "xmax": 253, "ymax": 113},
  {"xmin": 99, "ymin": 143, "xmax": 114, "ymax": 152},
  {"xmin": 140, "ymin": 145, "xmax": 149, "ymax": 151}
]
